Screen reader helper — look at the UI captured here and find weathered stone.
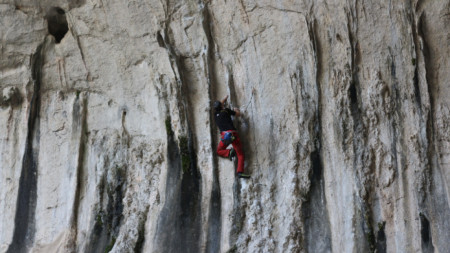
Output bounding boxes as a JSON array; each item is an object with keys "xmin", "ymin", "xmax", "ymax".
[
  {"xmin": 1, "ymin": 86, "xmax": 22, "ymax": 107},
  {"xmin": 0, "ymin": 1, "xmax": 448, "ymax": 253}
]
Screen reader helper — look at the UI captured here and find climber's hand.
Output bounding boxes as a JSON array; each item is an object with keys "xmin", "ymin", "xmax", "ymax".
[
  {"xmin": 234, "ymin": 107, "xmax": 241, "ymax": 116},
  {"xmin": 221, "ymin": 95, "xmax": 228, "ymax": 105}
]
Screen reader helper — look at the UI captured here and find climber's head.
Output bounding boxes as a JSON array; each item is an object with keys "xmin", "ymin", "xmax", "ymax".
[{"xmin": 213, "ymin": 100, "xmax": 222, "ymax": 112}]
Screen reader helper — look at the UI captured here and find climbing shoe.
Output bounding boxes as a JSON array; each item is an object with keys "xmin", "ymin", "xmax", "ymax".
[
  {"xmin": 237, "ymin": 173, "xmax": 251, "ymax": 179},
  {"xmin": 229, "ymin": 149, "xmax": 236, "ymax": 161}
]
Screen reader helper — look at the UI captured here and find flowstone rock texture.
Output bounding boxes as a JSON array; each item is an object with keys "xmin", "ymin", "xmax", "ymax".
[{"xmin": 0, "ymin": 0, "xmax": 449, "ymax": 252}]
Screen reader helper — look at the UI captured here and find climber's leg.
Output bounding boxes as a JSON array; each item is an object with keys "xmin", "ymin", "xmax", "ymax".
[
  {"xmin": 217, "ymin": 132, "xmax": 230, "ymax": 158},
  {"xmin": 231, "ymin": 133, "xmax": 245, "ymax": 174}
]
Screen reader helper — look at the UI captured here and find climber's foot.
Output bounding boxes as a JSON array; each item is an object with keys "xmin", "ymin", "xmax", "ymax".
[{"xmin": 237, "ymin": 173, "xmax": 250, "ymax": 179}]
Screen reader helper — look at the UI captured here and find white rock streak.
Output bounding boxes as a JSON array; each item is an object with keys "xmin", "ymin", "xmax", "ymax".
[{"xmin": 0, "ymin": 1, "xmax": 448, "ymax": 252}]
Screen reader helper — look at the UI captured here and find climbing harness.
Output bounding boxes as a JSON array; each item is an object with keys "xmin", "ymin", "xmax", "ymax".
[{"xmin": 221, "ymin": 131, "xmax": 235, "ymax": 146}]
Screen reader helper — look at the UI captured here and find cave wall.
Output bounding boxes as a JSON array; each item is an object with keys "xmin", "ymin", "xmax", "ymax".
[{"xmin": 0, "ymin": 0, "xmax": 449, "ymax": 252}]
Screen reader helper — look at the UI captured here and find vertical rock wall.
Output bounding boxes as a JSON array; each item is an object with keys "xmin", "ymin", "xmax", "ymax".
[{"xmin": 0, "ymin": 0, "xmax": 448, "ymax": 252}]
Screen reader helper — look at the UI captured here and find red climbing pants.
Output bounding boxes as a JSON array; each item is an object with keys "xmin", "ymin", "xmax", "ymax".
[{"xmin": 217, "ymin": 131, "xmax": 245, "ymax": 173}]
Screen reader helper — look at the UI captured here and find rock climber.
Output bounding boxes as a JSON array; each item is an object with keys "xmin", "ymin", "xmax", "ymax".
[{"xmin": 213, "ymin": 95, "xmax": 250, "ymax": 179}]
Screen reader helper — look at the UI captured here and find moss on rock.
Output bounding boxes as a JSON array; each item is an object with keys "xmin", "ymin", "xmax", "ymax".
[
  {"xmin": 165, "ymin": 116, "xmax": 174, "ymax": 137},
  {"xmin": 178, "ymin": 135, "xmax": 190, "ymax": 173}
]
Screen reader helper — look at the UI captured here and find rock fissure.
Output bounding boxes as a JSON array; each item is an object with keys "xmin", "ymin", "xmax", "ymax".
[
  {"xmin": 6, "ymin": 41, "xmax": 45, "ymax": 253},
  {"xmin": 154, "ymin": 13, "xmax": 203, "ymax": 247},
  {"xmin": 155, "ymin": 119, "xmax": 202, "ymax": 253},
  {"xmin": 1, "ymin": 1, "xmax": 449, "ymax": 252},
  {"xmin": 133, "ymin": 207, "xmax": 149, "ymax": 253},
  {"xmin": 200, "ymin": 3, "xmax": 223, "ymax": 253},
  {"xmin": 67, "ymin": 92, "xmax": 88, "ymax": 251},
  {"xmin": 86, "ymin": 163, "xmax": 126, "ymax": 253},
  {"xmin": 417, "ymin": 12, "xmax": 437, "ymax": 174},
  {"xmin": 347, "ymin": 6, "xmax": 378, "ymax": 252},
  {"xmin": 301, "ymin": 16, "xmax": 332, "ymax": 253},
  {"xmin": 419, "ymin": 212, "xmax": 434, "ymax": 252}
]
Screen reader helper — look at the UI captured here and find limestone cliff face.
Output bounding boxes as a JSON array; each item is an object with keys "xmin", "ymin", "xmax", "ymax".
[{"xmin": 0, "ymin": 0, "xmax": 449, "ymax": 252}]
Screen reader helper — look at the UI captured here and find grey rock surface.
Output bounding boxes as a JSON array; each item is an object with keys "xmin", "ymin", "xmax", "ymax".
[{"xmin": 0, "ymin": 0, "xmax": 448, "ymax": 252}]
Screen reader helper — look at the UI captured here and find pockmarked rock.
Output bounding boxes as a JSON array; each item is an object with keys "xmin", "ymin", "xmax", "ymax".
[{"xmin": 0, "ymin": 1, "xmax": 448, "ymax": 253}]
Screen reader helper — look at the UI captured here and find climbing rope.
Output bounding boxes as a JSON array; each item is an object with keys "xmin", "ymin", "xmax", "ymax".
[{"xmin": 239, "ymin": 87, "xmax": 256, "ymax": 112}]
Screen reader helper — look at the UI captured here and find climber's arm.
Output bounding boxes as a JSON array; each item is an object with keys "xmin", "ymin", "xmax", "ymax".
[
  {"xmin": 220, "ymin": 95, "xmax": 228, "ymax": 105},
  {"xmin": 221, "ymin": 95, "xmax": 240, "ymax": 116}
]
